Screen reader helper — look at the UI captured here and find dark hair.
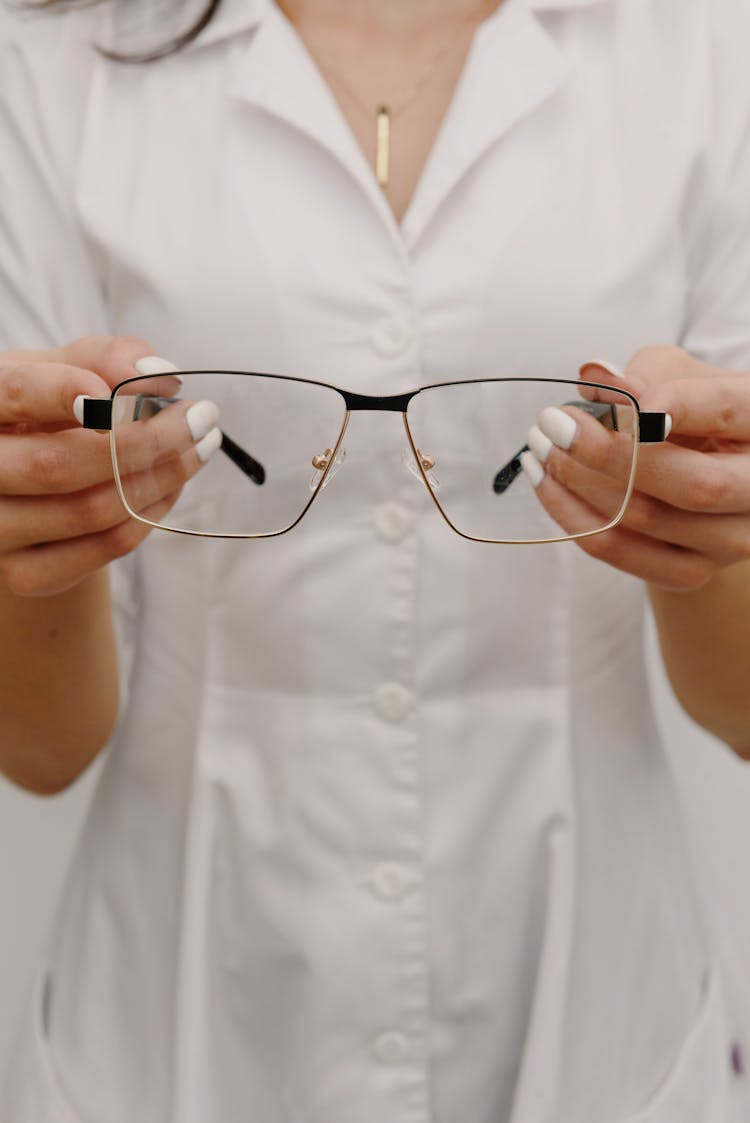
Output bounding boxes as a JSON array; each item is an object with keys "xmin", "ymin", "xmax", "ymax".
[{"xmin": 19, "ymin": 0, "xmax": 223, "ymax": 62}]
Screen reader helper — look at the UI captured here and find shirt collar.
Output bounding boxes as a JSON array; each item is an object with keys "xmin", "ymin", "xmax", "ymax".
[{"xmin": 185, "ymin": 0, "xmax": 606, "ymax": 247}]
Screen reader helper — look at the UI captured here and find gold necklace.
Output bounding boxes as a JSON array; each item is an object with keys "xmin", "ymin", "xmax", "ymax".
[{"xmin": 306, "ymin": 3, "xmax": 492, "ymax": 187}]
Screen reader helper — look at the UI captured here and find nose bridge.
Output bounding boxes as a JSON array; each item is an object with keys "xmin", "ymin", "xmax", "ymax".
[
  {"xmin": 339, "ymin": 388, "xmax": 424, "ymax": 478},
  {"xmin": 309, "ymin": 389, "xmax": 423, "ymax": 500},
  {"xmin": 316, "ymin": 391, "xmax": 426, "ymax": 497},
  {"xmin": 341, "ymin": 390, "xmax": 415, "ymax": 413}
]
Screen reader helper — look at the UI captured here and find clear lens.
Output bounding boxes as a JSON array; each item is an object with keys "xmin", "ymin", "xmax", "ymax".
[
  {"xmin": 111, "ymin": 372, "xmax": 348, "ymax": 536},
  {"xmin": 405, "ymin": 379, "xmax": 639, "ymax": 543}
]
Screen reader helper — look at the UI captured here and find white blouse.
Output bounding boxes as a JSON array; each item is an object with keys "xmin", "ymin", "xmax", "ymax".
[{"xmin": 1, "ymin": 1, "xmax": 750, "ymax": 1120}]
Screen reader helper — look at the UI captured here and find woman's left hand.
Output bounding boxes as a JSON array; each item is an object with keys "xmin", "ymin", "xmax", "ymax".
[{"xmin": 525, "ymin": 345, "xmax": 750, "ymax": 590}]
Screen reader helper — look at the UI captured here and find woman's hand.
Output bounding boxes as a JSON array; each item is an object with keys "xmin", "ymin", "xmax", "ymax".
[
  {"xmin": 524, "ymin": 345, "xmax": 750, "ymax": 591},
  {"xmin": 0, "ymin": 335, "xmax": 206, "ymax": 598}
]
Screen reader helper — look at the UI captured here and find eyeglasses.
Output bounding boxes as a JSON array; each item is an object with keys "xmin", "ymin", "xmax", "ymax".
[{"xmin": 81, "ymin": 371, "xmax": 668, "ymax": 544}]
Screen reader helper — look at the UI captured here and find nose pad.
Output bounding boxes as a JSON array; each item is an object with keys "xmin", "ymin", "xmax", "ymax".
[
  {"xmin": 401, "ymin": 448, "xmax": 440, "ymax": 491},
  {"xmin": 309, "ymin": 446, "xmax": 347, "ymax": 491}
]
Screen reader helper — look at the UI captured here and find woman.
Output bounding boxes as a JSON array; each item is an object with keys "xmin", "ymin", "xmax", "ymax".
[{"xmin": 1, "ymin": 0, "xmax": 750, "ymax": 1120}]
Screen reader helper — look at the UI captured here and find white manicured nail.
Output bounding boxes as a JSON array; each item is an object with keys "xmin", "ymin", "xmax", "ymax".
[
  {"xmin": 195, "ymin": 426, "xmax": 222, "ymax": 463},
  {"xmin": 538, "ymin": 406, "xmax": 577, "ymax": 449},
  {"xmin": 72, "ymin": 394, "xmax": 90, "ymax": 425},
  {"xmin": 580, "ymin": 359, "xmax": 625, "ymax": 379},
  {"xmin": 186, "ymin": 399, "xmax": 220, "ymax": 441},
  {"xmin": 134, "ymin": 355, "xmax": 181, "ymax": 377},
  {"xmin": 520, "ymin": 449, "xmax": 544, "ymax": 488},
  {"xmin": 664, "ymin": 413, "xmax": 673, "ymax": 438},
  {"xmin": 527, "ymin": 424, "xmax": 553, "ymax": 464}
]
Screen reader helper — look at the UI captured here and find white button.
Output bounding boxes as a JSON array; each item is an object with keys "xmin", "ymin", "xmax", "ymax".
[
  {"xmin": 374, "ymin": 502, "xmax": 413, "ymax": 543},
  {"xmin": 372, "ymin": 682, "xmax": 413, "ymax": 722},
  {"xmin": 370, "ymin": 316, "xmax": 412, "ymax": 358},
  {"xmin": 372, "ymin": 1030, "xmax": 410, "ymax": 1065},
  {"xmin": 371, "ymin": 862, "xmax": 408, "ymax": 902}
]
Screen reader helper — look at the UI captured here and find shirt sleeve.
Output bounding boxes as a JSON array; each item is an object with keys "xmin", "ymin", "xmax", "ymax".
[
  {"xmin": 0, "ymin": 6, "xmax": 139, "ymax": 723},
  {"xmin": 679, "ymin": 0, "xmax": 750, "ymax": 369},
  {"xmin": 0, "ymin": 8, "xmax": 111, "ymax": 349}
]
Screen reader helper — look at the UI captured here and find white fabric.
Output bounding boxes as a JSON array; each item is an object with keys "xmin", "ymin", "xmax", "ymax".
[{"xmin": 1, "ymin": 0, "xmax": 749, "ymax": 1120}]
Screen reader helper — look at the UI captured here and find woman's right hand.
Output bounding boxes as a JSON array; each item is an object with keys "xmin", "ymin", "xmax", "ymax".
[{"xmin": 0, "ymin": 335, "xmax": 200, "ymax": 598}]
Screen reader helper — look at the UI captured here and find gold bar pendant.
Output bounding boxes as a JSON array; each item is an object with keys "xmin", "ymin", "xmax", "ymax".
[{"xmin": 376, "ymin": 106, "xmax": 390, "ymax": 187}]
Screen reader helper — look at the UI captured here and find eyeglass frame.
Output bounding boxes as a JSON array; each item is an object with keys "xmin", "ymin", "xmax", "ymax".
[{"xmin": 81, "ymin": 370, "xmax": 669, "ymax": 545}]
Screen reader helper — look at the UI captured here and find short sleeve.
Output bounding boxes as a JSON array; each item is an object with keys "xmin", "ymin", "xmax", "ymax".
[
  {"xmin": 679, "ymin": 0, "xmax": 750, "ymax": 369},
  {"xmin": 0, "ymin": 4, "xmax": 139, "ymax": 721},
  {"xmin": 0, "ymin": 6, "xmax": 112, "ymax": 348}
]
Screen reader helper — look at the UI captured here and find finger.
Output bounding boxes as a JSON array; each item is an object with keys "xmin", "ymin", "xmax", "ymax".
[
  {"xmin": 0, "ymin": 361, "xmax": 112, "ymax": 427},
  {"xmin": 0, "ymin": 427, "xmax": 114, "ymax": 495},
  {"xmin": 629, "ymin": 440, "xmax": 750, "ymax": 514},
  {"xmin": 578, "ymin": 355, "xmax": 747, "ymax": 434},
  {"xmin": 525, "ymin": 460, "xmax": 715, "ymax": 590},
  {"xmin": 0, "ymin": 446, "xmax": 206, "ymax": 550},
  {"xmin": 0, "ymin": 490, "xmax": 183, "ymax": 598},
  {"xmin": 638, "ymin": 376, "xmax": 750, "ymax": 442},
  {"xmin": 0, "ymin": 399, "xmax": 218, "ymax": 495},
  {"xmin": 540, "ymin": 447, "xmax": 627, "ymax": 523},
  {"xmin": 0, "ymin": 335, "xmax": 173, "ymax": 390},
  {"xmin": 581, "ymin": 349, "xmax": 747, "ymax": 401},
  {"xmin": 0, "ymin": 335, "xmax": 178, "ymax": 426},
  {"xmin": 533, "ymin": 402, "xmax": 637, "ymax": 485},
  {"xmin": 537, "ymin": 403, "xmax": 750, "ymax": 514},
  {"xmin": 613, "ymin": 488, "xmax": 750, "ymax": 568},
  {"xmin": 581, "ymin": 521, "xmax": 714, "ymax": 591},
  {"xmin": 578, "ymin": 357, "xmax": 651, "ymax": 406},
  {"xmin": 540, "ymin": 445, "xmax": 750, "ymax": 567},
  {"xmin": 108, "ymin": 396, "xmax": 221, "ymax": 483}
]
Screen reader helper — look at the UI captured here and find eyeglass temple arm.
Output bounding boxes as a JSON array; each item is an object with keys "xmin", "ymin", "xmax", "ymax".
[
  {"xmin": 81, "ymin": 397, "xmax": 266, "ymax": 486},
  {"xmin": 492, "ymin": 403, "xmax": 669, "ymax": 495}
]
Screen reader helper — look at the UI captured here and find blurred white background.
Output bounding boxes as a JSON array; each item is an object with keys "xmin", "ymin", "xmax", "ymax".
[{"xmin": 1, "ymin": 616, "xmax": 749, "ymax": 1087}]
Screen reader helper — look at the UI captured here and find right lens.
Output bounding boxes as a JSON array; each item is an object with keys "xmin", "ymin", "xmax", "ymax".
[
  {"xmin": 111, "ymin": 372, "xmax": 348, "ymax": 536},
  {"xmin": 405, "ymin": 378, "xmax": 639, "ymax": 543}
]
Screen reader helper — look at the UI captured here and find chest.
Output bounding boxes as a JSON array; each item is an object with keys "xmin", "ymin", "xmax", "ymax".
[
  {"xmin": 74, "ymin": 7, "xmax": 698, "ymax": 384},
  {"xmin": 273, "ymin": 5, "xmax": 498, "ymax": 224}
]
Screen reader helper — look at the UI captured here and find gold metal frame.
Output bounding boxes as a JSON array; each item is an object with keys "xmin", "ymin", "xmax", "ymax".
[
  {"xmin": 109, "ymin": 409, "xmax": 352, "ymax": 540},
  {"xmin": 107, "ymin": 373, "xmax": 645, "ymax": 544},
  {"xmin": 400, "ymin": 404, "xmax": 641, "ymax": 546}
]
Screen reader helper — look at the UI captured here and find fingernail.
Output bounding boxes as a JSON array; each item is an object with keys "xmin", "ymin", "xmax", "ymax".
[
  {"xmin": 527, "ymin": 424, "xmax": 553, "ymax": 464},
  {"xmin": 538, "ymin": 406, "xmax": 577, "ymax": 449},
  {"xmin": 195, "ymin": 426, "xmax": 222, "ymax": 463},
  {"xmin": 186, "ymin": 399, "xmax": 220, "ymax": 441},
  {"xmin": 664, "ymin": 413, "xmax": 673, "ymax": 438},
  {"xmin": 73, "ymin": 394, "xmax": 91, "ymax": 425},
  {"xmin": 520, "ymin": 449, "xmax": 544, "ymax": 488},
  {"xmin": 134, "ymin": 355, "xmax": 182, "ymax": 379},
  {"xmin": 580, "ymin": 359, "xmax": 625, "ymax": 379}
]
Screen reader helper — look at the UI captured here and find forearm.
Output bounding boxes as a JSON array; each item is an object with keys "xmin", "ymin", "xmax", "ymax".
[
  {"xmin": 0, "ymin": 568, "xmax": 119, "ymax": 794},
  {"xmin": 648, "ymin": 559, "xmax": 750, "ymax": 758}
]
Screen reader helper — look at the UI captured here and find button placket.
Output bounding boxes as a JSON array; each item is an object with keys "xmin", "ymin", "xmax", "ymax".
[
  {"xmin": 371, "ymin": 861, "xmax": 409, "ymax": 902},
  {"xmin": 374, "ymin": 502, "xmax": 414, "ymax": 544},
  {"xmin": 372, "ymin": 1029, "xmax": 410, "ymax": 1065},
  {"xmin": 370, "ymin": 315, "xmax": 413, "ymax": 358},
  {"xmin": 359, "ymin": 425, "xmax": 427, "ymax": 1111},
  {"xmin": 372, "ymin": 682, "xmax": 413, "ymax": 722}
]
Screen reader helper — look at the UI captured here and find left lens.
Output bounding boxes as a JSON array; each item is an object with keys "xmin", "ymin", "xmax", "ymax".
[
  {"xmin": 111, "ymin": 372, "xmax": 348, "ymax": 536},
  {"xmin": 405, "ymin": 379, "xmax": 639, "ymax": 543}
]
